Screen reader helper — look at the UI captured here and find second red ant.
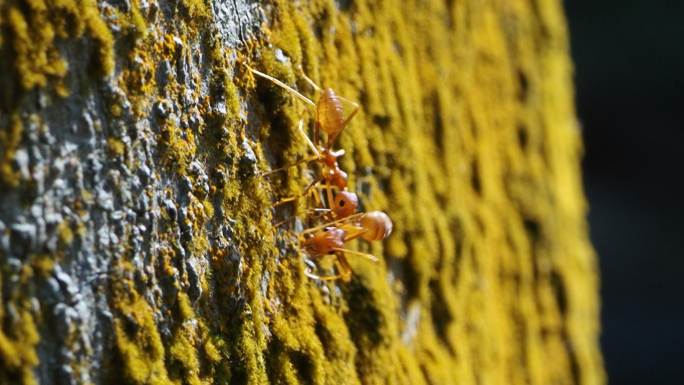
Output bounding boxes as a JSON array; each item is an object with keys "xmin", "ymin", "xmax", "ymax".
[{"xmin": 299, "ymin": 211, "xmax": 393, "ymax": 281}]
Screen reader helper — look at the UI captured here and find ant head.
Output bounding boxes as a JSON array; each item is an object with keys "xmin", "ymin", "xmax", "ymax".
[{"xmin": 332, "ymin": 191, "xmax": 358, "ymax": 218}]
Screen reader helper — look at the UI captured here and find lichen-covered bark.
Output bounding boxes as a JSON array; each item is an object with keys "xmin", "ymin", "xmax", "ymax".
[{"xmin": 0, "ymin": 1, "xmax": 603, "ymax": 385}]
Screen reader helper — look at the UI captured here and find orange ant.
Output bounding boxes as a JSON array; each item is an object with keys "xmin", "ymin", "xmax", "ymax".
[
  {"xmin": 299, "ymin": 211, "xmax": 393, "ymax": 281},
  {"xmin": 244, "ymin": 64, "xmax": 361, "ymax": 221}
]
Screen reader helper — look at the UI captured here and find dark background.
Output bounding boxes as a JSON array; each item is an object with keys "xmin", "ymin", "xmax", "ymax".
[{"xmin": 564, "ymin": 1, "xmax": 684, "ymax": 384}]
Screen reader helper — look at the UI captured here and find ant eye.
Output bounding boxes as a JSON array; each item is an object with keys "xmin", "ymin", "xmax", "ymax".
[{"xmin": 339, "ymin": 200, "xmax": 345, "ymax": 206}]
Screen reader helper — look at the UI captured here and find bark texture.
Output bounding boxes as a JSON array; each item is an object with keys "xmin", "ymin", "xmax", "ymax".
[{"xmin": 0, "ymin": 1, "xmax": 604, "ymax": 384}]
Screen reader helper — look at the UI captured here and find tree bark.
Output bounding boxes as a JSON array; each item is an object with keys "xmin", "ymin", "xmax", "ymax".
[{"xmin": 0, "ymin": 1, "xmax": 604, "ymax": 384}]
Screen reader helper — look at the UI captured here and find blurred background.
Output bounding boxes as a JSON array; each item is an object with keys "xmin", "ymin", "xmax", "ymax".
[{"xmin": 564, "ymin": 1, "xmax": 684, "ymax": 384}]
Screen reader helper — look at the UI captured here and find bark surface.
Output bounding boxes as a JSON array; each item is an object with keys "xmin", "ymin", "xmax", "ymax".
[{"xmin": 0, "ymin": 1, "xmax": 604, "ymax": 384}]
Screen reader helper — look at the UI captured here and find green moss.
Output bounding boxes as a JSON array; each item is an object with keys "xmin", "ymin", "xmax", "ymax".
[
  {"xmin": 270, "ymin": 0, "xmax": 303, "ymax": 64},
  {"xmin": 6, "ymin": 5, "xmax": 67, "ymax": 90},
  {"xmin": 202, "ymin": 199, "xmax": 215, "ymax": 218},
  {"xmin": 224, "ymin": 76, "xmax": 241, "ymax": 118},
  {"xmin": 82, "ymin": 0, "xmax": 115, "ymax": 76},
  {"xmin": 235, "ymin": 0, "xmax": 602, "ymax": 384},
  {"xmin": 176, "ymin": 292, "xmax": 195, "ymax": 321}
]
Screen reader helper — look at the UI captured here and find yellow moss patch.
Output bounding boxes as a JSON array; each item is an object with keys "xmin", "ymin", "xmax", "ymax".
[
  {"xmin": 159, "ymin": 121, "xmax": 197, "ymax": 174},
  {"xmin": 203, "ymin": 339, "xmax": 222, "ymax": 364},
  {"xmin": 1, "ymin": 0, "xmax": 114, "ymax": 94},
  {"xmin": 0, "ymin": 307, "xmax": 40, "ymax": 385},
  {"xmin": 5, "ymin": 0, "xmax": 599, "ymax": 384},
  {"xmin": 30, "ymin": 254, "xmax": 55, "ymax": 278},
  {"xmin": 0, "ymin": 114, "xmax": 23, "ymax": 187},
  {"xmin": 236, "ymin": 0, "xmax": 603, "ymax": 384},
  {"xmin": 180, "ymin": 0, "xmax": 211, "ymax": 21},
  {"xmin": 111, "ymin": 282, "xmax": 172, "ymax": 385},
  {"xmin": 169, "ymin": 329, "xmax": 201, "ymax": 385},
  {"xmin": 107, "ymin": 138, "xmax": 126, "ymax": 157}
]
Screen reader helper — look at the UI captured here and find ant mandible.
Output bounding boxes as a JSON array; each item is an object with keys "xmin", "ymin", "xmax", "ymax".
[{"xmin": 245, "ymin": 64, "xmax": 361, "ymax": 221}]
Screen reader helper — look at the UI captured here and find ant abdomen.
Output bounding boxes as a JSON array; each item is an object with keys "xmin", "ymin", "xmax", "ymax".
[
  {"xmin": 360, "ymin": 211, "xmax": 393, "ymax": 241},
  {"xmin": 318, "ymin": 88, "xmax": 345, "ymax": 139}
]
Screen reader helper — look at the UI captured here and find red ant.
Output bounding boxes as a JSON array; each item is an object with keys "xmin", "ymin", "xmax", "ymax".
[
  {"xmin": 299, "ymin": 211, "xmax": 393, "ymax": 281},
  {"xmin": 245, "ymin": 64, "xmax": 361, "ymax": 221}
]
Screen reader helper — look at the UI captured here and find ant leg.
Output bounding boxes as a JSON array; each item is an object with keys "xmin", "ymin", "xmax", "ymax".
[
  {"xmin": 336, "ymin": 254, "xmax": 353, "ymax": 282},
  {"xmin": 260, "ymin": 120, "xmax": 321, "ymax": 177},
  {"xmin": 323, "ymin": 181, "xmax": 336, "ymax": 216},
  {"xmin": 298, "ymin": 66, "xmax": 323, "ymax": 92},
  {"xmin": 300, "ymin": 213, "xmax": 366, "ymax": 236},
  {"xmin": 333, "ymin": 248, "xmax": 379, "ymax": 263},
  {"xmin": 338, "ymin": 224, "xmax": 368, "ymax": 242},
  {"xmin": 303, "ymin": 258, "xmax": 318, "ymax": 271},
  {"xmin": 297, "ymin": 118, "xmax": 321, "ymax": 157},
  {"xmin": 306, "ymin": 183, "xmax": 323, "ymax": 210},
  {"xmin": 273, "ymin": 217, "xmax": 294, "ymax": 228},
  {"xmin": 305, "ymin": 270, "xmax": 345, "ymax": 281},
  {"xmin": 272, "ymin": 196, "xmax": 297, "ymax": 208},
  {"xmin": 276, "ymin": 207, "xmax": 332, "ymax": 229},
  {"xmin": 303, "ymin": 258, "xmax": 345, "ymax": 281},
  {"xmin": 272, "ymin": 177, "xmax": 324, "ymax": 208},
  {"xmin": 260, "ymin": 155, "xmax": 319, "ymax": 177},
  {"xmin": 245, "ymin": 64, "xmax": 316, "ymax": 108}
]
